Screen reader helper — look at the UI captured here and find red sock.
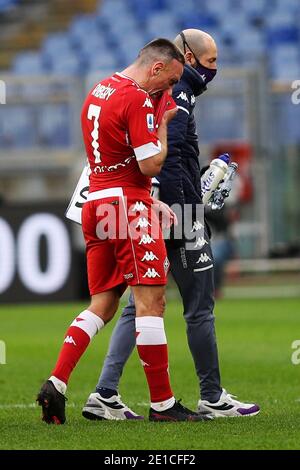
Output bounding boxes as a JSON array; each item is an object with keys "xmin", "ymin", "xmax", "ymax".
[
  {"xmin": 135, "ymin": 316, "xmax": 173, "ymax": 403},
  {"xmin": 51, "ymin": 310, "xmax": 104, "ymax": 385}
]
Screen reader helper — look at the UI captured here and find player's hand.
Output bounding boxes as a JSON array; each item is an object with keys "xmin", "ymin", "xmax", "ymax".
[
  {"xmin": 161, "ymin": 106, "xmax": 178, "ymax": 125},
  {"xmin": 152, "ymin": 199, "xmax": 178, "ymax": 229}
]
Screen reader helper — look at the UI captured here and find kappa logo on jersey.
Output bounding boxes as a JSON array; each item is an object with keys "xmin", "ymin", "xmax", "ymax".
[
  {"xmin": 141, "ymin": 251, "xmax": 159, "ymax": 262},
  {"xmin": 143, "ymin": 268, "xmax": 160, "ymax": 278},
  {"xmin": 194, "ymin": 237, "xmax": 208, "ymax": 249},
  {"xmin": 177, "ymin": 91, "xmax": 189, "ymax": 103},
  {"xmin": 139, "ymin": 234, "xmax": 155, "ymax": 245},
  {"xmin": 196, "ymin": 253, "xmax": 211, "ymax": 264},
  {"xmin": 132, "ymin": 201, "xmax": 147, "ymax": 212},
  {"xmin": 147, "ymin": 113, "xmax": 155, "ymax": 131},
  {"xmin": 191, "ymin": 95, "xmax": 196, "ymax": 105},
  {"xmin": 64, "ymin": 336, "xmax": 76, "ymax": 346},
  {"xmin": 143, "ymin": 97, "xmax": 153, "ymax": 108},
  {"xmin": 191, "ymin": 220, "xmax": 204, "ymax": 232},
  {"xmin": 136, "ymin": 217, "xmax": 151, "ymax": 229}
]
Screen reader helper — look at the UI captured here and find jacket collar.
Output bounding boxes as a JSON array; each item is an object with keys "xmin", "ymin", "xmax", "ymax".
[{"xmin": 182, "ymin": 64, "xmax": 207, "ymax": 97}]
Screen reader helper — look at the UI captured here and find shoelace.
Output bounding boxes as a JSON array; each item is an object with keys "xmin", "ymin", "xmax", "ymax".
[
  {"xmin": 116, "ymin": 394, "xmax": 127, "ymax": 408},
  {"xmin": 222, "ymin": 390, "xmax": 240, "ymax": 404}
]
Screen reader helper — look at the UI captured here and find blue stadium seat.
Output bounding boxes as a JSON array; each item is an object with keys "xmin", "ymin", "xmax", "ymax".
[
  {"xmin": 37, "ymin": 104, "xmax": 71, "ymax": 147},
  {"xmin": 48, "ymin": 53, "xmax": 83, "ymax": 76},
  {"xmin": 79, "ymin": 32, "xmax": 110, "ymax": 60},
  {"xmin": 108, "ymin": 15, "xmax": 141, "ymax": 41},
  {"xmin": 270, "ymin": 44, "xmax": 300, "ymax": 80},
  {"xmin": 0, "ymin": 106, "xmax": 35, "ymax": 148},
  {"xmin": 267, "ymin": 25, "xmax": 299, "ymax": 46},
  {"xmin": 195, "ymin": 95, "xmax": 245, "ymax": 142},
  {"xmin": 12, "ymin": 51, "xmax": 46, "ymax": 75},
  {"xmin": 272, "ymin": 97, "xmax": 300, "ymax": 144},
  {"xmin": 145, "ymin": 11, "xmax": 180, "ymax": 38},
  {"xmin": 41, "ymin": 32, "xmax": 74, "ymax": 61},
  {"xmin": 180, "ymin": 12, "xmax": 219, "ymax": 31},
  {"xmin": 69, "ymin": 14, "xmax": 102, "ymax": 47},
  {"xmin": 206, "ymin": 0, "xmax": 233, "ymax": 16},
  {"xmin": 99, "ymin": 0, "xmax": 133, "ymax": 21},
  {"xmin": 4, "ymin": 0, "xmax": 300, "ymax": 152},
  {"xmin": 237, "ymin": 0, "xmax": 268, "ymax": 14},
  {"xmin": 85, "ymin": 51, "xmax": 119, "ymax": 72},
  {"xmin": 127, "ymin": 0, "xmax": 165, "ymax": 22}
]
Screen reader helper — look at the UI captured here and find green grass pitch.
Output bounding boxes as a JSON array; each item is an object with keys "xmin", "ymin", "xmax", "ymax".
[{"xmin": 0, "ymin": 297, "xmax": 300, "ymax": 450}]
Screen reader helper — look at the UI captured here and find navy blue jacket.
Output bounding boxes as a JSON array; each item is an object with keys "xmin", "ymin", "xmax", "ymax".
[{"xmin": 158, "ymin": 65, "xmax": 207, "ymax": 208}]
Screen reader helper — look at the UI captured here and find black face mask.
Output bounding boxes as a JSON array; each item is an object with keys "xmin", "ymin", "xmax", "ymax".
[
  {"xmin": 194, "ymin": 63, "xmax": 217, "ymax": 84},
  {"xmin": 180, "ymin": 31, "xmax": 217, "ymax": 84}
]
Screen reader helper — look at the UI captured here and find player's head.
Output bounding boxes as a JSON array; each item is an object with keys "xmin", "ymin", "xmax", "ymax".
[
  {"xmin": 135, "ymin": 38, "xmax": 185, "ymax": 97},
  {"xmin": 174, "ymin": 29, "xmax": 218, "ymax": 84}
]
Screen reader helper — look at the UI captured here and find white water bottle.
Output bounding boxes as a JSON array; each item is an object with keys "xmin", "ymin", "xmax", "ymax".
[{"xmin": 201, "ymin": 154, "xmax": 230, "ymax": 205}]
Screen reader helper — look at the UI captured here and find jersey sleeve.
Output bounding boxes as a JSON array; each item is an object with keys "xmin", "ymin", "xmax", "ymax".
[
  {"xmin": 125, "ymin": 90, "xmax": 162, "ymax": 162},
  {"xmin": 153, "ymin": 91, "xmax": 177, "ymax": 127}
]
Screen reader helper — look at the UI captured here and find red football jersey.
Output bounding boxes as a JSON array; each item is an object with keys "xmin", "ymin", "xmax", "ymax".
[
  {"xmin": 152, "ymin": 92, "xmax": 177, "ymax": 128},
  {"xmin": 81, "ymin": 73, "xmax": 162, "ymax": 194}
]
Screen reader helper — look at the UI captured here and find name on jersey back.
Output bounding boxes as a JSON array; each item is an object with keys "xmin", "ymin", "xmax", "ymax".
[{"xmin": 92, "ymin": 83, "xmax": 116, "ymax": 100}]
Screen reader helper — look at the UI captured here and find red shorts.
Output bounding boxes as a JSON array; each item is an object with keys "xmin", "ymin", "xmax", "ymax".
[{"xmin": 82, "ymin": 187, "xmax": 169, "ymax": 296}]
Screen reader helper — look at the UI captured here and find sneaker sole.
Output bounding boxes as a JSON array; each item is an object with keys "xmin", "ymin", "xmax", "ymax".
[
  {"xmin": 198, "ymin": 408, "xmax": 260, "ymax": 418},
  {"xmin": 82, "ymin": 410, "xmax": 105, "ymax": 421}
]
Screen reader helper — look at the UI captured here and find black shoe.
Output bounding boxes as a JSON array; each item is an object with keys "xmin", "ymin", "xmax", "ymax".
[
  {"xmin": 36, "ymin": 380, "xmax": 67, "ymax": 424},
  {"xmin": 149, "ymin": 399, "xmax": 213, "ymax": 422}
]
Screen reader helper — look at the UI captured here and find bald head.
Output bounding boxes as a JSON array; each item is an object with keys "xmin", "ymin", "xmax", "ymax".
[{"xmin": 174, "ymin": 29, "xmax": 217, "ymax": 70}]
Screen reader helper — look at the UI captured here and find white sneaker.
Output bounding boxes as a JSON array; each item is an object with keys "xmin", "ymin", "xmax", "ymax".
[
  {"xmin": 82, "ymin": 392, "xmax": 144, "ymax": 421},
  {"xmin": 198, "ymin": 389, "xmax": 260, "ymax": 418}
]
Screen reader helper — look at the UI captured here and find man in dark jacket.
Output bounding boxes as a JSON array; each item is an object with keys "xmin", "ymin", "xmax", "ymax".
[{"xmin": 82, "ymin": 29, "xmax": 260, "ymax": 420}]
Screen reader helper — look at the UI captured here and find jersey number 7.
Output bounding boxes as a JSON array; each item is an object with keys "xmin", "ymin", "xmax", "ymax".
[{"xmin": 87, "ymin": 104, "xmax": 102, "ymax": 163}]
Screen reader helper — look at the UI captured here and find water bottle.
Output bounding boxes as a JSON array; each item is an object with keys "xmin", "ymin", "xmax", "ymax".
[
  {"xmin": 210, "ymin": 162, "xmax": 239, "ymax": 210},
  {"xmin": 201, "ymin": 154, "xmax": 230, "ymax": 205}
]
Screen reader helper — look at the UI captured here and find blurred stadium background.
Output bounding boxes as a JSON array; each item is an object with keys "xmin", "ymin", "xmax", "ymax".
[{"xmin": 0, "ymin": 0, "xmax": 299, "ymax": 303}]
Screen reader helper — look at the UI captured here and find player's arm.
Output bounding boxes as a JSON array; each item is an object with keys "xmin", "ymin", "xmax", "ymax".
[
  {"xmin": 126, "ymin": 91, "xmax": 177, "ymax": 177},
  {"xmin": 138, "ymin": 108, "xmax": 177, "ymax": 177}
]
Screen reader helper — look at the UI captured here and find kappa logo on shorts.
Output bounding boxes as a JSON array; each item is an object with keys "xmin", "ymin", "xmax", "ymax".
[
  {"xmin": 124, "ymin": 273, "xmax": 134, "ymax": 280},
  {"xmin": 132, "ymin": 202, "xmax": 147, "ymax": 212},
  {"xmin": 143, "ymin": 268, "xmax": 160, "ymax": 278},
  {"xmin": 136, "ymin": 217, "xmax": 151, "ymax": 229},
  {"xmin": 196, "ymin": 253, "xmax": 211, "ymax": 264},
  {"xmin": 141, "ymin": 251, "xmax": 159, "ymax": 262},
  {"xmin": 139, "ymin": 234, "xmax": 155, "ymax": 245}
]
